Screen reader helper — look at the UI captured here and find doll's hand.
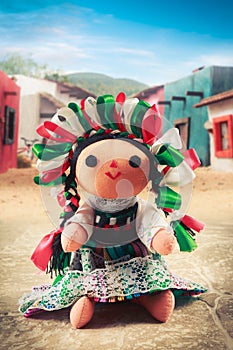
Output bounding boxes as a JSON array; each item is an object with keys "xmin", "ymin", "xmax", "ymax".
[
  {"xmin": 61, "ymin": 223, "xmax": 88, "ymax": 252},
  {"xmin": 151, "ymin": 229, "xmax": 176, "ymax": 255}
]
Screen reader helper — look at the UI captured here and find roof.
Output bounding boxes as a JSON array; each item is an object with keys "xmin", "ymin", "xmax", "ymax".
[
  {"xmin": 193, "ymin": 89, "xmax": 233, "ymax": 108},
  {"xmin": 56, "ymin": 81, "xmax": 96, "ymax": 99},
  {"xmin": 40, "ymin": 92, "xmax": 65, "ymax": 109},
  {"xmin": 132, "ymin": 85, "xmax": 163, "ymax": 99}
]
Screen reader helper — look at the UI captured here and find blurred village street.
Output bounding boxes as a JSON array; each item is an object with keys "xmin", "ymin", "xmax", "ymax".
[{"xmin": 0, "ymin": 166, "xmax": 233, "ymax": 350}]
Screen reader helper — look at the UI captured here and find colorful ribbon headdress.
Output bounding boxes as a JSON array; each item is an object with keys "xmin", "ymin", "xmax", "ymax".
[{"xmin": 31, "ymin": 92, "xmax": 204, "ymax": 273}]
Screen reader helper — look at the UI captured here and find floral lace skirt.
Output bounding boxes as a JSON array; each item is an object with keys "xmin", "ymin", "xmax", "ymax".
[{"xmin": 19, "ymin": 248, "xmax": 207, "ymax": 317}]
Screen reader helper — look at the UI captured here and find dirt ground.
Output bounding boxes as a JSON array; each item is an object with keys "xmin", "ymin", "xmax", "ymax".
[{"xmin": 0, "ymin": 166, "xmax": 233, "ymax": 350}]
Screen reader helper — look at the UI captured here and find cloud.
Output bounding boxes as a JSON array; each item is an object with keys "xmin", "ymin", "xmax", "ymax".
[
  {"xmin": 27, "ymin": 42, "xmax": 91, "ymax": 71},
  {"xmin": 112, "ymin": 47, "xmax": 154, "ymax": 57},
  {"xmin": 199, "ymin": 54, "xmax": 233, "ymax": 67}
]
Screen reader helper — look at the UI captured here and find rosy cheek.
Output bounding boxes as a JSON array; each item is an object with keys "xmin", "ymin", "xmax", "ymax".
[{"xmin": 126, "ymin": 168, "xmax": 149, "ymax": 194}]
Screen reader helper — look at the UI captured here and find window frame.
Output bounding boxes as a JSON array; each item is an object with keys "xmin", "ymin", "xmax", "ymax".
[
  {"xmin": 3, "ymin": 106, "xmax": 16, "ymax": 145},
  {"xmin": 212, "ymin": 114, "xmax": 233, "ymax": 158}
]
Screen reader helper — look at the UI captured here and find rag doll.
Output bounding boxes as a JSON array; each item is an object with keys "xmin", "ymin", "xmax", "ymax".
[{"xmin": 19, "ymin": 92, "xmax": 207, "ymax": 328}]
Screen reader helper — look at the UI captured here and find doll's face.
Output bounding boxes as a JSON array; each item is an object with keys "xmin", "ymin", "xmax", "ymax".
[{"xmin": 76, "ymin": 139, "xmax": 150, "ymax": 199}]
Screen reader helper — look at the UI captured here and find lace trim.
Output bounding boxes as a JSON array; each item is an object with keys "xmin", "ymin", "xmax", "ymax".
[
  {"xmin": 19, "ymin": 251, "xmax": 207, "ymax": 314},
  {"xmin": 81, "ymin": 191, "xmax": 137, "ymax": 212}
]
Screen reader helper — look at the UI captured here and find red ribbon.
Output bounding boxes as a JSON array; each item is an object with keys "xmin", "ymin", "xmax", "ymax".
[
  {"xmin": 183, "ymin": 148, "xmax": 201, "ymax": 170},
  {"xmin": 40, "ymin": 159, "xmax": 70, "ymax": 183},
  {"xmin": 37, "ymin": 121, "xmax": 77, "ymax": 143},
  {"xmin": 57, "ymin": 190, "xmax": 66, "ymax": 207},
  {"xmin": 181, "ymin": 214, "xmax": 205, "ymax": 232},
  {"xmin": 114, "ymin": 92, "xmax": 127, "ymax": 131},
  {"xmin": 142, "ymin": 105, "xmax": 161, "ymax": 145},
  {"xmin": 31, "ymin": 228, "xmax": 62, "ymax": 271}
]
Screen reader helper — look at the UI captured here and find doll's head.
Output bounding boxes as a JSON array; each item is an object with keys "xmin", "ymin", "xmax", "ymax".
[
  {"xmin": 68, "ymin": 132, "xmax": 161, "ymax": 200},
  {"xmin": 34, "ymin": 93, "xmax": 187, "ymax": 212}
]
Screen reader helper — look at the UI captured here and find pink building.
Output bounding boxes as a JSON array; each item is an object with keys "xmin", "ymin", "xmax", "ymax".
[
  {"xmin": 132, "ymin": 85, "xmax": 165, "ymax": 116},
  {"xmin": 0, "ymin": 71, "xmax": 20, "ymax": 173}
]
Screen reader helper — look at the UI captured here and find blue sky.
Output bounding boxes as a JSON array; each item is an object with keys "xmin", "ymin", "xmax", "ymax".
[{"xmin": 0, "ymin": 0, "xmax": 233, "ymax": 85}]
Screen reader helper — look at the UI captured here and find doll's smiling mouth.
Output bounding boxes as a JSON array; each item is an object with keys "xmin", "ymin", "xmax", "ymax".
[{"xmin": 105, "ymin": 171, "xmax": 121, "ymax": 180}]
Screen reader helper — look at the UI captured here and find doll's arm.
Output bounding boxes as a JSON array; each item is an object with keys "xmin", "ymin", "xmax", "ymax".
[
  {"xmin": 61, "ymin": 224, "xmax": 88, "ymax": 252},
  {"xmin": 61, "ymin": 203, "xmax": 94, "ymax": 252},
  {"xmin": 137, "ymin": 199, "xmax": 176, "ymax": 255},
  {"xmin": 150, "ymin": 228, "xmax": 176, "ymax": 255}
]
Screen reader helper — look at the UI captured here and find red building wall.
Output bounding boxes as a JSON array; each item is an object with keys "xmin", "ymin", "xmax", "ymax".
[{"xmin": 0, "ymin": 71, "xmax": 20, "ymax": 173}]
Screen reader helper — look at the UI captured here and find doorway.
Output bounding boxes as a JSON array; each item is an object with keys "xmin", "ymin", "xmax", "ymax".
[{"xmin": 173, "ymin": 117, "xmax": 190, "ymax": 152}]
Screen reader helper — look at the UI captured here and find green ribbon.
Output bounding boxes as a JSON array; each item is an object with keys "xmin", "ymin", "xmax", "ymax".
[
  {"xmin": 172, "ymin": 221, "xmax": 198, "ymax": 252},
  {"xmin": 97, "ymin": 95, "xmax": 116, "ymax": 130},
  {"xmin": 33, "ymin": 143, "xmax": 72, "ymax": 161},
  {"xmin": 130, "ymin": 100, "xmax": 150, "ymax": 138},
  {"xmin": 155, "ymin": 144, "xmax": 184, "ymax": 167},
  {"xmin": 34, "ymin": 174, "xmax": 67, "ymax": 186},
  {"xmin": 96, "ymin": 128, "xmax": 105, "ymax": 135},
  {"xmin": 68, "ymin": 102, "xmax": 92, "ymax": 131},
  {"xmin": 156, "ymin": 186, "xmax": 181, "ymax": 210},
  {"xmin": 52, "ymin": 273, "xmax": 64, "ymax": 286},
  {"xmin": 118, "ymin": 131, "xmax": 130, "ymax": 138}
]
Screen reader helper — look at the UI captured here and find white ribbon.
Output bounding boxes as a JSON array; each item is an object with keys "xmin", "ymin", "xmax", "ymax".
[
  {"xmin": 151, "ymin": 128, "xmax": 183, "ymax": 154},
  {"xmin": 37, "ymin": 153, "xmax": 69, "ymax": 171},
  {"xmin": 122, "ymin": 98, "xmax": 139, "ymax": 134},
  {"xmin": 160, "ymin": 160, "xmax": 195, "ymax": 188},
  {"xmin": 84, "ymin": 97, "xmax": 102, "ymax": 127},
  {"xmin": 51, "ymin": 106, "xmax": 86, "ymax": 136}
]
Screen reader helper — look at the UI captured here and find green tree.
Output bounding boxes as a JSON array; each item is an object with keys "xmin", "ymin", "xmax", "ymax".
[
  {"xmin": 0, "ymin": 53, "xmax": 64, "ymax": 80},
  {"xmin": 0, "ymin": 53, "xmax": 68, "ymax": 82},
  {"xmin": 44, "ymin": 72, "xmax": 69, "ymax": 83},
  {"xmin": 0, "ymin": 53, "xmax": 48, "ymax": 77}
]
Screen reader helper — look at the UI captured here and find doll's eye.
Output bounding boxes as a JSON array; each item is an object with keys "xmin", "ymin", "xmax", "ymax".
[
  {"xmin": 85, "ymin": 155, "xmax": 97, "ymax": 167},
  {"xmin": 129, "ymin": 155, "xmax": 141, "ymax": 168}
]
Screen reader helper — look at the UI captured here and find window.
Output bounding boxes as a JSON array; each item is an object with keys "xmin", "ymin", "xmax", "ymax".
[
  {"xmin": 213, "ymin": 114, "xmax": 233, "ymax": 158},
  {"xmin": 4, "ymin": 106, "xmax": 16, "ymax": 145}
]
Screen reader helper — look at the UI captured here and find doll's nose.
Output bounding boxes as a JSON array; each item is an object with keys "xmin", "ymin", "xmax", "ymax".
[{"xmin": 109, "ymin": 160, "xmax": 118, "ymax": 168}]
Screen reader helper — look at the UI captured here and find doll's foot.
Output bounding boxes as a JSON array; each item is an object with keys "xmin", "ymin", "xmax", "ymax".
[
  {"xmin": 134, "ymin": 290, "xmax": 175, "ymax": 322},
  {"xmin": 70, "ymin": 296, "xmax": 95, "ymax": 329}
]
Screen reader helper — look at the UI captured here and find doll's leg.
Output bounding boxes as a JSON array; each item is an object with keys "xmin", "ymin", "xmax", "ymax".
[
  {"xmin": 70, "ymin": 296, "xmax": 95, "ymax": 329},
  {"xmin": 133, "ymin": 290, "xmax": 175, "ymax": 322}
]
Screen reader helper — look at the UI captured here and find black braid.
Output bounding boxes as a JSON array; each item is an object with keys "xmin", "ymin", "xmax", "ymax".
[
  {"xmin": 47, "ymin": 171, "xmax": 80, "ymax": 277},
  {"xmin": 47, "ymin": 235, "xmax": 71, "ymax": 278}
]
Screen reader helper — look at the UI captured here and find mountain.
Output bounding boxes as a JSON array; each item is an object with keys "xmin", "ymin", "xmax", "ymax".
[{"xmin": 65, "ymin": 72, "xmax": 149, "ymax": 97}]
